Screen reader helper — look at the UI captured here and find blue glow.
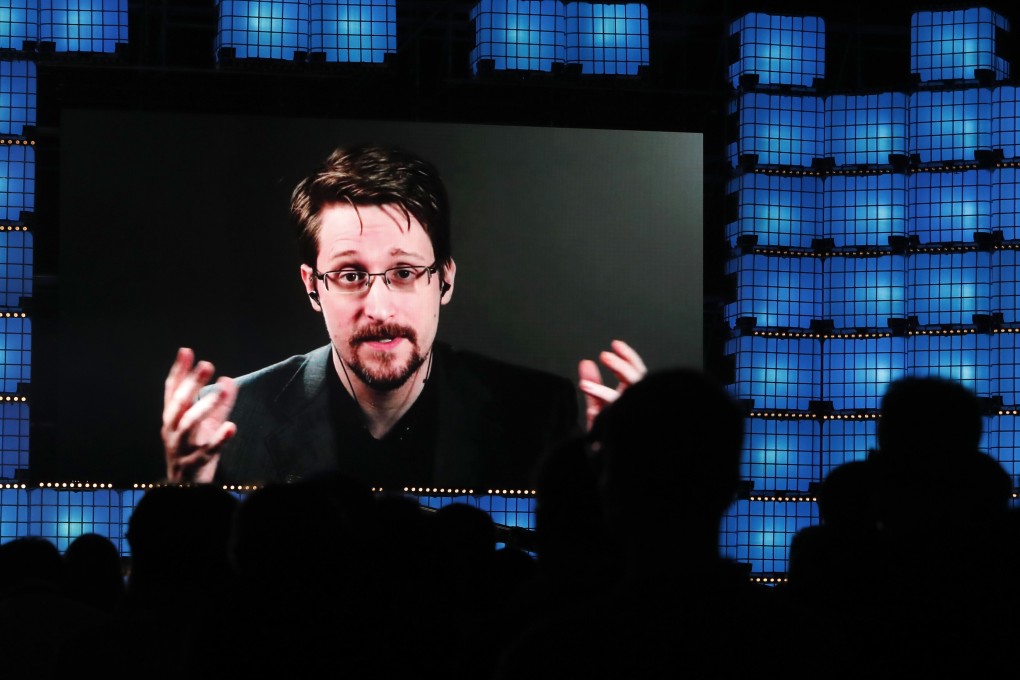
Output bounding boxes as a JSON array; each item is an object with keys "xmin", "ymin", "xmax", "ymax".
[
  {"xmin": 908, "ymin": 168, "xmax": 991, "ymax": 244},
  {"xmin": 985, "ymin": 414, "xmax": 1020, "ymax": 484},
  {"xmin": 824, "ymin": 92, "xmax": 908, "ymax": 166},
  {"xmin": 0, "ymin": 60, "xmax": 37, "ymax": 137},
  {"xmin": 0, "ymin": 402, "xmax": 28, "ymax": 480},
  {"xmin": 906, "ymin": 332, "xmax": 991, "ymax": 396},
  {"xmin": 823, "ymin": 255, "xmax": 906, "ymax": 329},
  {"xmin": 38, "ymin": 0, "xmax": 127, "ymax": 53},
  {"xmin": 728, "ymin": 12, "xmax": 825, "ymax": 88},
  {"xmin": 993, "ymin": 332, "xmax": 1020, "ymax": 408},
  {"xmin": 731, "ymin": 92, "xmax": 824, "ymax": 167},
  {"xmin": 0, "ymin": 0, "xmax": 37, "ymax": 50},
  {"xmin": 724, "ymin": 253, "xmax": 822, "ymax": 329},
  {"xmin": 907, "ymin": 251, "xmax": 990, "ymax": 326},
  {"xmin": 726, "ymin": 335, "xmax": 821, "ymax": 411},
  {"xmin": 824, "ymin": 336, "xmax": 906, "ymax": 411},
  {"xmin": 216, "ymin": 0, "xmax": 310, "ymax": 60},
  {"xmin": 0, "ymin": 143, "xmax": 35, "ymax": 222},
  {"xmin": 823, "ymin": 173, "xmax": 907, "ymax": 247},
  {"xmin": 993, "ymin": 87, "xmax": 1020, "ymax": 160},
  {"xmin": 0, "ymin": 229, "xmax": 32, "ymax": 310},
  {"xmin": 743, "ymin": 418, "xmax": 819, "ymax": 492},
  {"xmin": 722, "ymin": 499, "xmax": 817, "ymax": 574},
  {"xmin": 993, "ymin": 249, "xmax": 1020, "ymax": 325},
  {"xmin": 911, "ymin": 8, "xmax": 1010, "ymax": 82},
  {"xmin": 820, "ymin": 419, "xmax": 876, "ymax": 477},
  {"xmin": 0, "ymin": 315, "xmax": 30, "ymax": 393},
  {"xmin": 565, "ymin": 3, "xmax": 648, "ymax": 75},
  {"xmin": 469, "ymin": 0, "xmax": 566, "ymax": 73},
  {"xmin": 909, "ymin": 88, "xmax": 993, "ymax": 164},
  {"xmin": 309, "ymin": 0, "xmax": 395, "ymax": 63},
  {"xmin": 726, "ymin": 173, "xmax": 820, "ymax": 248}
]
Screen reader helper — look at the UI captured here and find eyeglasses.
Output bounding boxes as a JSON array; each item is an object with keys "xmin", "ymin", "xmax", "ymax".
[{"xmin": 313, "ymin": 262, "xmax": 438, "ymax": 295}]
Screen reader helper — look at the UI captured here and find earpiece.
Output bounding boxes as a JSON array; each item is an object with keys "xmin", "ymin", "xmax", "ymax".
[
  {"xmin": 308, "ymin": 291, "xmax": 320, "ymax": 304},
  {"xmin": 439, "ymin": 281, "xmax": 450, "ymax": 297}
]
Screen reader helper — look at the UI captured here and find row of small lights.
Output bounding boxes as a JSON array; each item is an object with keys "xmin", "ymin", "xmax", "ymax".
[
  {"xmin": 747, "ymin": 411, "xmax": 880, "ymax": 420},
  {"xmin": 745, "ymin": 159, "xmax": 1020, "ymax": 177},
  {"xmin": 745, "ymin": 328, "xmax": 989, "ymax": 338},
  {"xmin": 0, "ymin": 139, "xmax": 34, "ymax": 146},
  {"xmin": 1, "ymin": 225, "xmax": 29, "ymax": 231},
  {"xmin": 38, "ymin": 482, "xmax": 115, "ymax": 489},
  {"xmin": 743, "ymin": 244, "xmax": 987, "ymax": 257},
  {"xmin": 748, "ymin": 494, "xmax": 817, "ymax": 502}
]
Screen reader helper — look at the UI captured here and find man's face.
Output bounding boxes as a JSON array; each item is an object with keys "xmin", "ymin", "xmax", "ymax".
[{"xmin": 300, "ymin": 202, "xmax": 455, "ymax": 391}]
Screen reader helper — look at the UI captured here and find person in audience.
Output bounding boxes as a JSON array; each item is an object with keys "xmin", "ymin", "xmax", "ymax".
[{"xmin": 492, "ymin": 367, "xmax": 796, "ymax": 678}]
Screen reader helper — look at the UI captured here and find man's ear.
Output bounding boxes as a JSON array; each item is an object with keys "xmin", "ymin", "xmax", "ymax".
[
  {"xmin": 300, "ymin": 265, "xmax": 321, "ymax": 311},
  {"xmin": 439, "ymin": 258, "xmax": 456, "ymax": 305}
]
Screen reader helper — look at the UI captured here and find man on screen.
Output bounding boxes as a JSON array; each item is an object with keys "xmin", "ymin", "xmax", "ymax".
[{"xmin": 160, "ymin": 143, "xmax": 645, "ymax": 489}]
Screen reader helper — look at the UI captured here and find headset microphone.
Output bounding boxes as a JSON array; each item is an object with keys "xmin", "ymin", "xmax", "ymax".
[{"xmin": 440, "ymin": 281, "xmax": 450, "ymax": 296}]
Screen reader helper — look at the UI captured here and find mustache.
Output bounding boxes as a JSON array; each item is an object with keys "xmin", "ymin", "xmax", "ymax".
[{"xmin": 351, "ymin": 323, "xmax": 418, "ymax": 345}]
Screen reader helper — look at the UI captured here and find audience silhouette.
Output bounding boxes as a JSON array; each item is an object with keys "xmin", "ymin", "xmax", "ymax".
[{"xmin": 11, "ymin": 371, "xmax": 1020, "ymax": 678}]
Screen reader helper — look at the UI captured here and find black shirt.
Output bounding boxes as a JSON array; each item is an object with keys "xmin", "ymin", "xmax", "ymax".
[{"xmin": 326, "ymin": 362, "xmax": 440, "ymax": 490}]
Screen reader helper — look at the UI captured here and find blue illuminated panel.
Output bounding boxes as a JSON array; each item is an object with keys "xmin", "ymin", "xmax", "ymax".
[
  {"xmin": 907, "ymin": 251, "xmax": 990, "ymax": 326},
  {"xmin": 564, "ymin": 2, "xmax": 648, "ymax": 76},
  {"xmin": 0, "ymin": 486, "xmax": 29, "ymax": 543},
  {"xmin": 309, "ymin": 0, "xmax": 395, "ymax": 63},
  {"xmin": 993, "ymin": 331, "xmax": 1020, "ymax": 406},
  {"xmin": 986, "ymin": 414, "xmax": 1020, "ymax": 484},
  {"xmin": 823, "ymin": 173, "xmax": 907, "ymax": 247},
  {"xmin": 470, "ymin": 493, "xmax": 535, "ymax": 529},
  {"xmin": 909, "ymin": 88, "xmax": 992, "ymax": 164},
  {"xmin": 0, "ymin": 61, "xmax": 35, "ymax": 137},
  {"xmin": 0, "ymin": 229, "xmax": 32, "ymax": 309},
  {"xmin": 30, "ymin": 489, "xmax": 124, "ymax": 552},
  {"xmin": 906, "ymin": 331, "xmax": 991, "ymax": 397},
  {"xmin": 216, "ymin": 0, "xmax": 310, "ymax": 60},
  {"xmin": 724, "ymin": 254, "xmax": 822, "ymax": 329},
  {"xmin": 910, "ymin": 7, "xmax": 1010, "ymax": 82},
  {"xmin": 469, "ymin": 0, "xmax": 566, "ymax": 73},
  {"xmin": 0, "ymin": 143, "xmax": 34, "ymax": 222},
  {"xmin": 38, "ymin": 0, "xmax": 127, "ymax": 53},
  {"xmin": 726, "ymin": 173, "xmax": 820, "ymax": 248},
  {"xmin": 727, "ymin": 12, "xmax": 824, "ymax": 88},
  {"xmin": 993, "ymin": 250, "xmax": 1020, "ymax": 324},
  {"xmin": 0, "ymin": 314, "xmax": 29, "ymax": 393},
  {"xmin": 824, "ymin": 93, "xmax": 908, "ymax": 167},
  {"xmin": 0, "ymin": 402, "xmax": 28, "ymax": 480},
  {"xmin": 730, "ymin": 91, "xmax": 824, "ymax": 167},
  {"xmin": 908, "ymin": 169, "xmax": 991, "ymax": 244},
  {"xmin": 722, "ymin": 498, "xmax": 817, "ymax": 575},
  {"xmin": 823, "ymin": 336, "xmax": 906, "ymax": 410},
  {"xmin": 992, "ymin": 167, "xmax": 1020, "ymax": 240},
  {"xmin": 742, "ymin": 417, "xmax": 819, "ymax": 492},
  {"xmin": 821, "ymin": 419, "xmax": 877, "ymax": 478},
  {"xmin": 0, "ymin": 0, "xmax": 38, "ymax": 49},
  {"xmin": 993, "ymin": 86, "xmax": 1020, "ymax": 160},
  {"xmin": 726, "ymin": 335, "xmax": 821, "ymax": 411},
  {"xmin": 823, "ymin": 255, "xmax": 906, "ymax": 329}
]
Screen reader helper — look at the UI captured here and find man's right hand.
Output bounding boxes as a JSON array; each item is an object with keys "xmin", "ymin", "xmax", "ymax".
[{"xmin": 161, "ymin": 347, "xmax": 238, "ymax": 484}]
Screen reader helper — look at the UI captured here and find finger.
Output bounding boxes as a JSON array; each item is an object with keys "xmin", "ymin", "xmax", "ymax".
[
  {"xmin": 579, "ymin": 380, "xmax": 621, "ymax": 406},
  {"xmin": 599, "ymin": 350, "xmax": 645, "ymax": 386},
  {"xmin": 175, "ymin": 382, "xmax": 233, "ymax": 439},
  {"xmin": 164, "ymin": 361, "xmax": 216, "ymax": 431},
  {"xmin": 577, "ymin": 360, "xmax": 604, "ymax": 430},
  {"xmin": 207, "ymin": 376, "xmax": 237, "ymax": 424},
  {"xmin": 610, "ymin": 339, "xmax": 648, "ymax": 375},
  {"xmin": 163, "ymin": 347, "xmax": 195, "ymax": 405}
]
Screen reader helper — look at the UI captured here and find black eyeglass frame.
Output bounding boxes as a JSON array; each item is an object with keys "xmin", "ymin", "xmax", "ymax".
[{"xmin": 312, "ymin": 261, "xmax": 439, "ymax": 294}]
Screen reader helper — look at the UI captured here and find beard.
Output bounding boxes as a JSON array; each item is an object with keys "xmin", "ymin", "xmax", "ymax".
[{"xmin": 345, "ymin": 322, "xmax": 427, "ymax": 391}]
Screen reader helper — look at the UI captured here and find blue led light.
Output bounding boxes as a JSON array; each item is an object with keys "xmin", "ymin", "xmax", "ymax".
[
  {"xmin": 0, "ymin": 230, "xmax": 33, "ymax": 310},
  {"xmin": 0, "ymin": 315, "xmax": 30, "ymax": 393},
  {"xmin": 823, "ymin": 255, "xmax": 906, "ymax": 330},
  {"xmin": 309, "ymin": 0, "xmax": 395, "ymax": 63},
  {"xmin": 729, "ymin": 12, "xmax": 825, "ymax": 88},
  {"xmin": 820, "ymin": 419, "xmax": 877, "ymax": 478},
  {"xmin": 731, "ymin": 92, "xmax": 824, "ymax": 167},
  {"xmin": 0, "ymin": 142, "xmax": 35, "ymax": 222},
  {"xmin": 0, "ymin": 60, "xmax": 36, "ymax": 137},
  {"xmin": 824, "ymin": 92, "xmax": 908, "ymax": 167},
  {"xmin": 565, "ymin": 2, "xmax": 647, "ymax": 75},
  {"xmin": 469, "ymin": 0, "xmax": 566, "ymax": 73},
  {"xmin": 823, "ymin": 336, "xmax": 906, "ymax": 411},
  {"xmin": 216, "ymin": 0, "xmax": 310, "ymax": 60},
  {"xmin": 726, "ymin": 335, "xmax": 821, "ymax": 411},
  {"xmin": 909, "ymin": 88, "xmax": 993, "ymax": 164},
  {"xmin": 908, "ymin": 168, "xmax": 992, "ymax": 244},
  {"xmin": 823, "ymin": 173, "xmax": 907, "ymax": 247},
  {"xmin": 0, "ymin": 402, "xmax": 28, "ymax": 480},
  {"xmin": 38, "ymin": 0, "xmax": 127, "ymax": 53},
  {"xmin": 911, "ymin": 8, "xmax": 1010, "ymax": 82},
  {"xmin": 742, "ymin": 418, "xmax": 820, "ymax": 492},
  {"xmin": 906, "ymin": 331, "xmax": 991, "ymax": 397},
  {"xmin": 726, "ymin": 173, "xmax": 820, "ymax": 248},
  {"xmin": 907, "ymin": 251, "xmax": 990, "ymax": 326},
  {"xmin": 0, "ymin": 0, "xmax": 38, "ymax": 50},
  {"xmin": 725, "ymin": 253, "xmax": 822, "ymax": 329}
]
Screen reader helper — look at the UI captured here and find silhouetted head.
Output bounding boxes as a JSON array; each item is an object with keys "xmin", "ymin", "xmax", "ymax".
[
  {"xmin": 592, "ymin": 368, "xmax": 745, "ymax": 536},
  {"xmin": 876, "ymin": 376, "xmax": 984, "ymax": 464}
]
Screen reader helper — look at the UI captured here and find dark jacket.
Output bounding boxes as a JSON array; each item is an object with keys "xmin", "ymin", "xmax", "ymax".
[{"xmin": 212, "ymin": 342, "xmax": 581, "ymax": 490}]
